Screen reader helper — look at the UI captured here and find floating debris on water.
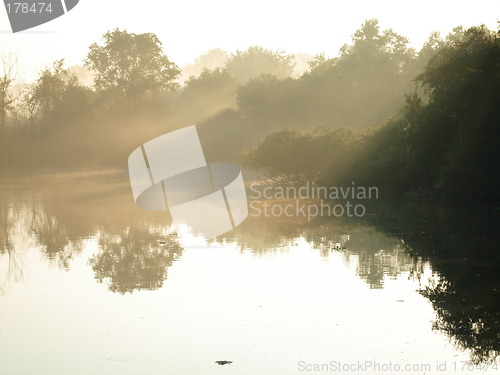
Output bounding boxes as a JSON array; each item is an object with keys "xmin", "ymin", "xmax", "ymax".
[{"xmin": 215, "ymin": 360, "xmax": 233, "ymax": 366}]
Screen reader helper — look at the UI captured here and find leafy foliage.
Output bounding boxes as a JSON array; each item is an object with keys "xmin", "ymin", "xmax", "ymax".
[
  {"xmin": 85, "ymin": 29, "xmax": 180, "ymax": 104},
  {"xmin": 225, "ymin": 46, "xmax": 295, "ymax": 82},
  {"xmin": 245, "ymin": 25, "xmax": 500, "ymax": 203}
]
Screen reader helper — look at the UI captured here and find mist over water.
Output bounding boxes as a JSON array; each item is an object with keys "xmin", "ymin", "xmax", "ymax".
[
  {"xmin": 0, "ymin": 174, "xmax": 498, "ymax": 374},
  {"xmin": 0, "ymin": 12, "xmax": 498, "ymax": 375}
]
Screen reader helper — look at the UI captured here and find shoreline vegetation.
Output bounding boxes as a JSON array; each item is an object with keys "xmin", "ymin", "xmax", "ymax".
[{"xmin": 0, "ymin": 21, "xmax": 496, "ymax": 207}]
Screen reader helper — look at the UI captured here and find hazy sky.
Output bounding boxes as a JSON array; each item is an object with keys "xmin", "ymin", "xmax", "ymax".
[{"xmin": 1, "ymin": 0, "xmax": 498, "ymax": 81}]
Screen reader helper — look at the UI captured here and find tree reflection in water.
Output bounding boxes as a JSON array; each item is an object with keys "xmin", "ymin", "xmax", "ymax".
[
  {"xmin": 90, "ymin": 227, "xmax": 182, "ymax": 294},
  {"xmin": 0, "ymin": 173, "xmax": 183, "ymax": 292},
  {"xmin": 359, "ymin": 204, "xmax": 500, "ymax": 363},
  {"xmin": 0, "ymin": 175, "xmax": 498, "ymax": 362},
  {"xmin": 227, "ymin": 216, "xmax": 426, "ymax": 289},
  {"xmin": 224, "ymin": 208, "xmax": 499, "ymax": 363}
]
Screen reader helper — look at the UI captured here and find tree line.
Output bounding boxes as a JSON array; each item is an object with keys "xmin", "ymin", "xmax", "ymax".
[
  {"xmin": 244, "ymin": 24, "xmax": 499, "ymax": 205},
  {"xmin": 0, "ymin": 20, "xmax": 498, "ymax": 207}
]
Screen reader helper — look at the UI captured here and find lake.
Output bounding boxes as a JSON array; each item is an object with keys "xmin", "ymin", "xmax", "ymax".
[{"xmin": 0, "ymin": 172, "xmax": 498, "ymax": 374}]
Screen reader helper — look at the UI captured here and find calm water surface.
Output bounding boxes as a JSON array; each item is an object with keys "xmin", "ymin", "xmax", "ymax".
[{"xmin": 0, "ymin": 173, "xmax": 498, "ymax": 375}]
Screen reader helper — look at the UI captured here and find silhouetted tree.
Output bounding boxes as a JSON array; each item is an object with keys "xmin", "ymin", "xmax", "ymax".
[
  {"xmin": 243, "ymin": 24, "xmax": 500, "ymax": 204},
  {"xmin": 404, "ymin": 25, "xmax": 500, "ymax": 202},
  {"xmin": 24, "ymin": 59, "xmax": 93, "ymax": 130},
  {"xmin": 85, "ymin": 29, "xmax": 180, "ymax": 105}
]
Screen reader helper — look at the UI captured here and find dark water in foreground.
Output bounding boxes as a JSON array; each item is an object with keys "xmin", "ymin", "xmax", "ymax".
[{"xmin": 0, "ymin": 173, "xmax": 498, "ymax": 375}]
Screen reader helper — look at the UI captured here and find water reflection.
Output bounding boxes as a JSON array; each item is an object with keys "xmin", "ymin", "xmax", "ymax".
[
  {"xmin": 1, "ymin": 202, "xmax": 36, "ymax": 290},
  {"xmin": 422, "ymin": 275, "xmax": 499, "ymax": 363},
  {"xmin": 357, "ymin": 204, "xmax": 500, "ymax": 363},
  {"xmin": 0, "ymin": 173, "xmax": 183, "ymax": 293},
  {"xmin": 0, "ymin": 175, "xmax": 428, "ymax": 292},
  {"xmin": 30, "ymin": 202, "xmax": 85, "ymax": 269},
  {"xmin": 342, "ymin": 229, "xmax": 425, "ymax": 289},
  {"xmin": 227, "ymin": 217, "xmax": 426, "ymax": 289},
  {"xmin": 90, "ymin": 227, "xmax": 182, "ymax": 294},
  {"xmin": 0, "ymin": 174, "xmax": 498, "ymax": 364}
]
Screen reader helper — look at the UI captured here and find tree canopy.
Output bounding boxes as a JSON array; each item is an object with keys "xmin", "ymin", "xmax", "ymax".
[
  {"xmin": 85, "ymin": 29, "xmax": 180, "ymax": 104},
  {"xmin": 245, "ymin": 25, "xmax": 500, "ymax": 203},
  {"xmin": 225, "ymin": 46, "xmax": 295, "ymax": 82}
]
